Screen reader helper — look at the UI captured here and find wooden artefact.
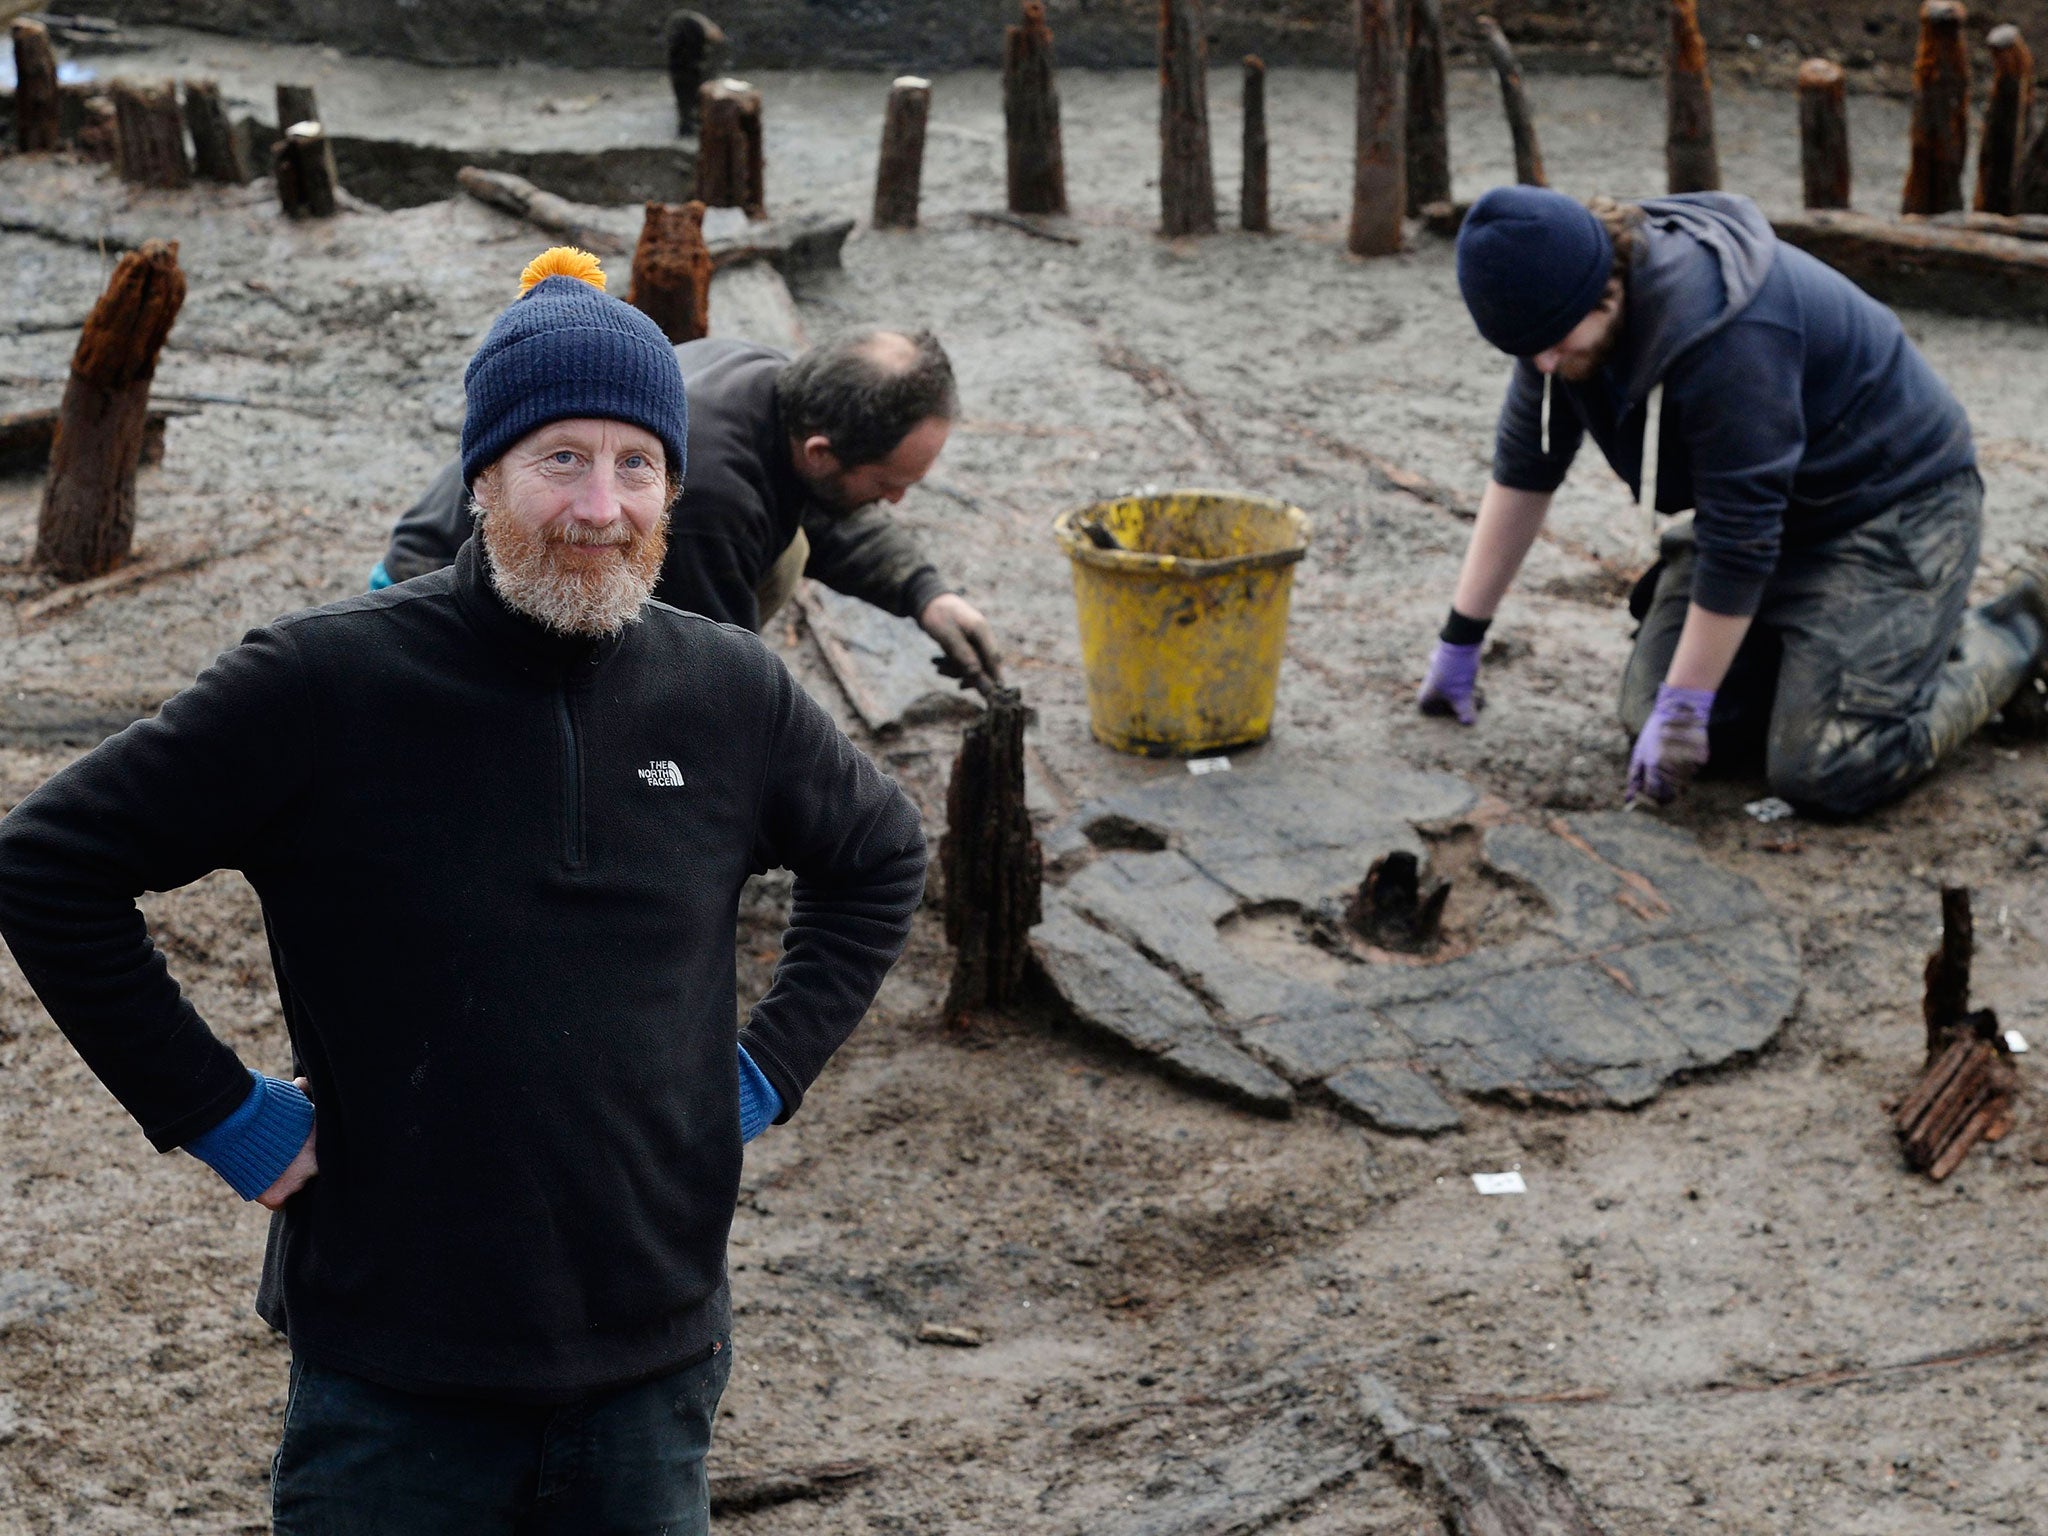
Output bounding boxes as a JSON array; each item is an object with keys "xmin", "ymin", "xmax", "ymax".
[
  {"xmin": 110, "ymin": 79, "xmax": 191, "ymax": 188},
  {"xmin": 1895, "ymin": 888, "xmax": 2018, "ymax": 1180},
  {"xmin": 665, "ymin": 10, "xmax": 725, "ymax": 134},
  {"xmin": 628, "ymin": 200, "xmax": 713, "ymax": 343},
  {"xmin": 873, "ymin": 76, "xmax": 931, "ymax": 230},
  {"xmin": 1902, "ymin": 0, "xmax": 1970, "ymax": 216},
  {"xmin": 276, "ymin": 82, "xmax": 318, "ymax": 133},
  {"xmin": 11, "ymin": 19, "xmax": 60, "ymax": 153},
  {"xmin": 1348, "ymin": 0, "xmax": 1406, "ymax": 256},
  {"xmin": 1404, "ymin": 0, "xmax": 1451, "ymax": 216},
  {"xmin": 1004, "ymin": 1, "xmax": 1067, "ymax": 216},
  {"xmin": 183, "ymin": 79, "xmax": 250, "ymax": 184},
  {"xmin": 34, "ymin": 240, "xmax": 188, "ymax": 582},
  {"xmin": 1158, "ymin": 0, "xmax": 1218, "ymax": 238},
  {"xmin": 1975, "ymin": 26, "xmax": 2035, "ymax": 216},
  {"xmin": 940, "ymin": 688, "xmax": 1044, "ymax": 1023},
  {"xmin": 273, "ymin": 121, "xmax": 339, "ymax": 218},
  {"xmin": 1664, "ymin": 0, "xmax": 1719, "ymax": 193},
  {"xmin": 697, "ymin": 78, "xmax": 764, "ymax": 217},
  {"xmin": 1346, "ymin": 851, "xmax": 1449, "ymax": 952},
  {"xmin": 456, "ymin": 166, "xmax": 628, "ymax": 254},
  {"xmin": 1477, "ymin": 16, "xmax": 1545, "ymax": 187},
  {"xmin": 1797, "ymin": 59, "xmax": 1851, "ymax": 210},
  {"xmin": 1771, "ymin": 208, "xmax": 2048, "ymax": 319},
  {"xmin": 1240, "ymin": 56, "xmax": 1270, "ymax": 232}
]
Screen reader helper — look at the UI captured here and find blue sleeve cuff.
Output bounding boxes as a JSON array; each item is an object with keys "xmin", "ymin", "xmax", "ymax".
[
  {"xmin": 737, "ymin": 1043, "xmax": 783, "ymax": 1144},
  {"xmin": 368, "ymin": 561, "xmax": 393, "ymax": 591},
  {"xmin": 184, "ymin": 1071, "xmax": 315, "ymax": 1201}
]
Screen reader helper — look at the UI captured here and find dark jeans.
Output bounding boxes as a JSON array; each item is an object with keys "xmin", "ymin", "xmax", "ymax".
[
  {"xmin": 271, "ymin": 1342, "xmax": 730, "ymax": 1535},
  {"xmin": 1620, "ymin": 469, "xmax": 2040, "ymax": 817}
]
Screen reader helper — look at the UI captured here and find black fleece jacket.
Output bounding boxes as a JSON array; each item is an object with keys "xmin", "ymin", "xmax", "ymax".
[{"xmin": 0, "ymin": 540, "xmax": 927, "ymax": 1399}]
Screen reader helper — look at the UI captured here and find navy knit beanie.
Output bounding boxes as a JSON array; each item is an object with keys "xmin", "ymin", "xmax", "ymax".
[
  {"xmin": 1455, "ymin": 186, "xmax": 1614, "ymax": 357},
  {"xmin": 460, "ymin": 248, "xmax": 688, "ymax": 489}
]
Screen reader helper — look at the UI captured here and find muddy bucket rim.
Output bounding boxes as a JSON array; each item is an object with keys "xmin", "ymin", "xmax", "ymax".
[{"xmin": 1052, "ymin": 490, "xmax": 1312, "ymax": 579}]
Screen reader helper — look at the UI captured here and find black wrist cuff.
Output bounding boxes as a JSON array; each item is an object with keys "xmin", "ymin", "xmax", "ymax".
[{"xmin": 1440, "ymin": 609, "xmax": 1492, "ymax": 646}]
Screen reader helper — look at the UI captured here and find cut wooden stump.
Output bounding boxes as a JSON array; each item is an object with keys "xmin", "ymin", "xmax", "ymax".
[
  {"xmin": 274, "ymin": 121, "xmax": 339, "ymax": 219},
  {"xmin": 275, "ymin": 82, "xmax": 318, "ymax": 133},
  {"xmin": 665, "ymin": 10, "xmax": 726, "ymax": 135},
  {"xmin": 1770, "ymin": 208, "xmax": 2048, "ymax": 320},
  {"xmin": 628, "ymin": 200, "xmax": 712, "ymax": 344},
  {"xmin": 1004, "ymin": 1, "xmax": 1067, "ymax": 216},
  {"xmin": 1902, "ymin": 0, "xmax": 1970, "ymax": 216},
  {"xmin": 1664, "ymin": 0, "xmax": 1719, "ymax": 193},
  {"xmin": 1975, "ymin": 25, "xmax": 2034, "ymax": 216},
  {"xmin": 873, "ymin": 76, "xmax": 931, "ymax": 230},
  {"xmin": 1477, "ymin": 16, "xmax": 1545, "ymax": 187},
  {"xmin": 1797, "ymin": 59, "xmax": 1851, "ymax": 210},
  {"xmin": 1404, "ymin": 0, "xmax": 1451, "ymax": 217},
  {"xmin": 696, "ymin": 78, "xmax": 764, "ymax": 218},
  {"xmin": 11, "ymin": 19, "xmax": 61, "ymax": 153},
  {"xmin": 941, "ymin": 688, "xmax": 1044, "ymax": 1023},
  {"xmin": 110, "ymin": 78, "xmax": 191, "ymax": 188},
  {"xmin": 1347, "ymin": 0, "xmax": 1406, "ymax": 257},
  {"xmin": 1158, "ymin": 0, "xmax": 1218, "ymax": 238},
  {"xmin": 1895, "ymin": 888, "xmax": 2019, "ymax": 1181},
  {"xmin": 1241, "ymin": 56, "xmax": 1270, "ymax": 232},
  {"xmin": 34, "ymin": 240, "xmax": 188, "ymax": 582},
  {"xmin": 456, "ymin": 166, "xmax": 628, "ymax": 255},
  {"xmin": 183, "ymin": 79, "xmax": 249, "ymax": 184}
]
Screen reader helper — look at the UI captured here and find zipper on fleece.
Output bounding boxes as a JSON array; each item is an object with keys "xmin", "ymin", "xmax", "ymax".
[{"xmin": 555, "ymin": 688, "xmax": 586, "ymax": 869}]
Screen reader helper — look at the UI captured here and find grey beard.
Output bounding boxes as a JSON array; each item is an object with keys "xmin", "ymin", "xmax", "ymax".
[{"xmin": 473, "ymin": 494, "xmax": 663, "ymax": 638}]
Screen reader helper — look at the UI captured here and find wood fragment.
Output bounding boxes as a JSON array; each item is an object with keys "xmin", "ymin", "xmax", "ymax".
[
  {"xmin": 1346, "ymin": 850, "xmax": 1450, "ymax": 952},
  {"xmin": 1158, "ymin": 0, "xmax": 1218, "ymax": 238},
  {"xmin": 1770, "ymin": 208, "xmax": 2048, "ymax": 320},
  {"xmin": 1923, "ymin": 885, "xmax": 1975, "ymax": 1056},
  {"xmin": 275, "ymin": 82, "xmax": 318, "ymax": 133},
  {"xmin": 11, "ymin": 19, "xmax": 60, "ymax": 152},
  {"xmin": 967, "ymin": 208, "xmax": 1081, "ymax": 244},
  {"xmin": 1241, "ymin": 55, "xmax": 1270, "ymax": 232},
  {"xmin": 2021, "ymin": 118, "xmax": 2048, "ymax": 215},
  {"xmin": 665, "ymin": 10, "xmax": 725, "ymax": 134},
  {"xmin": 110, "ymin": 78, "xmax": 191, "ymax": 188},
  {"xmin": 1348, "ymin": 0, "xmax": 1405, "ymax": 257},
  {"xmin": 75, "ymin": 92, "xmax": 117, "ymax": 163},
  {"xmin": 916, "ymin": 1322, "xmax": 985, "ymax": 1347},
  {"xmin": 1929, "ymin": 209, "xmax": 2048, "ymax": 240},
  {"xmin": 873, "ymin": 75, "xmax": 931, "ymax": 230},
  {"xmin": 1477, "ymin": 16, "xmax": 1545, "ymax": 186},
  {"xmin": 696, "ymin": 77, "xmax": 764, "ymax": 218},
  {"xmin": 1664, "ymin": 0, "xmax": 1719, "ymax": 193},
  {"xmin": 708, "ymin": 1461, "xmax": 873, "ymax": 1516},
  {"xmin": 941, "ymin": 689, "xmax": 1044, "ymax": 1023},
  {"xmin": 1796, "ymin": 59, "xmax": 1851, "ymax": 210},
  {"xmin": 273, "ymin": 120, "xmax": 339, "ymax": 219},
  {"xmin": 456, "ymin": 166, "xmax": 628, "ymax": 255},
  {"xmin": 1895, "ymin": 888, "xmax": 2018, "ymax": 1181},
  {"xmin": 1975, "ymin": 25, "xmax": 2034, "ymax": 216},
  {"xmin": 18, "ymin": 530, "xmax": 283, "ymax": 627},
  {"xmin": 34, "ymin": 239, "xmax": 188, "ymax": 582},
  {"xmin": 1004, "ymin": 1, "xmax": 1068, "ymax": 216},
  {"xmin": 627, "ymin": 200, "xmax": 712, "ymax": 343},
  {"xmin": 1902, "ymin": 0, "xmax": 1970, "ymax": 216},
  {"xmin": 1404, "ymin": 0, "xmax": 1451, "ymax": 216},
  {"xmin": 182, "ymin": 79, "xmax": 249, "ymax": 184}
]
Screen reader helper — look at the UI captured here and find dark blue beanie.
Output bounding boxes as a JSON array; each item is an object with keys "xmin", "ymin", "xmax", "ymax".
[
  {"xmin": 461, "ymin": 250, "xmax": 688, "ymax": 489},
  {"xmin": 1455, "ymin": 186, "xmax": 1614, "ymax": 357}
]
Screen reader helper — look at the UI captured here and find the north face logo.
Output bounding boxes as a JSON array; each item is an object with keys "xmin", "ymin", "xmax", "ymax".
[{"xmin": 637, "ymin": 760, "xmax": 686, "ymax": 788}]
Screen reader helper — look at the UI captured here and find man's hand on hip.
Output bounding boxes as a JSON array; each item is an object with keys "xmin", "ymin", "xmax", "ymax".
[
  {"xmin": 257, "ymin": 1077, "xmax": 320, "ymax": 1210},
  {"xmin": 919, "ymin": 593, "xmax": 1003, "ymax": 696}
]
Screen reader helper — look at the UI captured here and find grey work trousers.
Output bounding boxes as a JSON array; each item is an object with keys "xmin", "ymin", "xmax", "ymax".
[{"xmin": 1619, "ymin": 469, "xmax": 2040, "ymax": 818}]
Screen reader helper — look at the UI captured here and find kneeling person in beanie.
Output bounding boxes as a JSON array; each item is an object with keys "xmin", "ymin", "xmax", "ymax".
[
  {"xmin": 0, "ymin": 249, "xmax": 927, "ymax": 1533},
  {"xmin": 1422, "ymin": 185, "xmax": 2048, "ymax": 816}
]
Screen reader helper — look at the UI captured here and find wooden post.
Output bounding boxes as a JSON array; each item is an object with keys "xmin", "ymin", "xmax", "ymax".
[
  {"xmin": 1348, "ymin": 0, "xmax": 1405, "ymax": 256},
  {"xmin": 873, "ymin": 76, "xmax": 931, "ymax": 230},
  {"xmin": 183, "ymin": 79, "xmax": 250, "ymax": 184},
  {"xmin": 1902, "ymin": 0, "xmax": 1970, "ymax": 216},
  {"xmin": 1158, "ymin": 0, "xmax": 1218, "ymax": 237},
  {"xmin": 35, "ymin": 240, "xmax": 188, "ymax": 582},
  {"xmin": 1004, "ymin": 1, "xmax": 1068, "ymax": 216},
  {"xmin": 276, "ymin": 83, "xmax": 319, "ymax": 132},
  {"xmin": 273, "ymin": 121, "xmax": 339, "ymax": 219},
  {"xmin": 1241, "ymin": 56, "xmax": 1270, "ymax": 232},
  {"xmin": 1664, "ymin": 0, "xmax": 1720, "ymax": 193},
  {"xmin": 628, "ymin": 200, "xmax": 713, "ymax": 342},
  {"xmin": 110, "ymin": 80, "xmax": 192, "ymax": 189},
  {"xmin": 1477, "ymin": 17, "xmax": 1545, "ymax": 186},
  {"xmin": 696, "ymin": 78, "xmax": 765, "ymax": 218},
  {"xmin": 940, "ymin": 689, "xmax": 1043, "ymax": 1023},
  {"xmin": 665, "ymin": 10, "xmax": 725, "ymax": 135},
  {"xmin": 77, "ymin": 95, "xmax": 117, "ymax": 163},
  {"xmin": 11, "ymin": 19, "xmax": 61, "ymax": 153},
  {"xmin": 1796, "ymin": 59, "xmax": 1851, "ymax": 210},
  {"xmin": 2021, "ymin": 121, "xmax": 2048, "ymax": 215},
  {"xmin": 1974, "ymin": 25, "xmax": 2035, "ymax": 215},
  {"xmin": 1405, "ymin": 0, "xmax": 1451, "ymax": 216}
]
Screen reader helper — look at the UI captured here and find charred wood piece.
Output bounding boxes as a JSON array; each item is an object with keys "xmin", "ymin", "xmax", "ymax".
[
  {"xmin": 697, "ymin": 78, "xmax": 765, "ymax": 218},
  {"xmin": 873, "ymin": 76, "xmax": 931, "ymax": 230},
  {"xmin": 273, "ymin": 121, "xmax": 339, "ymax": 219},
  {"xmin": 110, "ymin": 78, "xmax": 190, "ymax": 188},
  {"xmin": 1896, "ymin": 888, "xmax": 2019, "ymax": 1181},
  {"xmin": 183, "ymin": 79, "xmax": 250, "ymax": 184},
  {"xmin": 1004, "ymin": 1, "xmax": 1068, "ymax": 216},
  {"xmin": 665, "ymin": 11, "xmax": 726, "ymax": 135},
  {"xmin": 1347, "ymin": 0, "xmax": 1406, "ymax": 256},
  {"xmin": 12, "ymin": 19, "xmax": 61, "ymax": 153},
  {"xmin": 1404, "ymin": 0, "xmax": 1451, "ymax": 216},
  {"xmin": 941, "ymin": 688, "xmax": 1044, "ymax": 1022},
  {"xmin": 1902, "ymin": 0, "xmax": 1971, "ymax": 216},
  {"xmin": 628, "ymin": 200, "xmax": 713, "ymax": 343},
  {"xmin": 1797, "ymin": 59, "xmax": 1851, "ymax": 210},
  {"xmin": 1158, "ymin": 0, "xmax": 1218, "ymax": 237},
  {"xmin": 1664, "ymin": 0, "xmax": 1720, "ymax": 193},
  {"xmin": 1345, "ymin": 850, "xmax": 1449, "ymax": 952},
  {"xmin": 1241, "ymin": 56, "xmax": 1270, "ymax": 232},
  {"xmin": 1477, "ymin": 16, "xmax": 1545, "ymax": 187},
  {"xmin": 1975, "ymin": 26, "xmax": 2035, "ymax": 216}
]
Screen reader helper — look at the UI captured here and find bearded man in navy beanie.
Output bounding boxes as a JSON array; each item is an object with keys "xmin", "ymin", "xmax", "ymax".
[
  {"xmin": 0, "ymin": 249, "xmax": 927, "ymax": 1533},
  {"xmin": 1419, "ymin": 184, "xmax": 2048, "ymax": 816}
]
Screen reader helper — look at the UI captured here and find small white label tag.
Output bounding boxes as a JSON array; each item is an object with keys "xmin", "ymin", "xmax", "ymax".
[
  {"xmin": 1187, "ymin": 756, "xmax": 1232, "ymax": 776},
  {"xmin": 1471, "ymin": 1171, "xmax": 1526, "ymax": 1195},
  {"xmin": 2006, "ymin": 1029, "xmax": 2030, "ymax": 1054}
]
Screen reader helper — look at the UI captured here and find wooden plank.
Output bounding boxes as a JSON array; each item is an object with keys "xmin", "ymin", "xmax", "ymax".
[{"xmin": 1769, "ymin": 209, "xmax": 2048, "ymax": 320}]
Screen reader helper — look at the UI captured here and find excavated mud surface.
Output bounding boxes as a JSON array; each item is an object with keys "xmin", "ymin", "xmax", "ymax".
[{"xmin": 7, "ymin": 33, "xmax": 2048, "ymax": 1535}]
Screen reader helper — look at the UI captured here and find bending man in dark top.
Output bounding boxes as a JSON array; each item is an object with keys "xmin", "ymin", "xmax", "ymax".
[{"xmin": 377, "ymin": 327, "xmax": 1005, "ymax": 693}]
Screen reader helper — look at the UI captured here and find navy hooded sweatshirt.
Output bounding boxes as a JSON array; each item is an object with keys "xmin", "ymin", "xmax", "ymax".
[{"xmin": 1491, "ymin": 193, "xmax": 1975, "ymax": 617}]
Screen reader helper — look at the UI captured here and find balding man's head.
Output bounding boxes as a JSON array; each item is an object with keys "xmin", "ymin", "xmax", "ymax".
[{"xmin": 779, "ymin": 327, "xmax": 957, "ymax": 469}]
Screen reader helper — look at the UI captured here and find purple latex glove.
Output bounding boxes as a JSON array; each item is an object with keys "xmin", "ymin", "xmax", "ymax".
[
  {"xmin": 1626, "ymin": 684, "xmax": 1714, "ymax": 805},
  {"xmin": 1417, "ymin": 640, "xmax": 1483, "ymax": 725}
]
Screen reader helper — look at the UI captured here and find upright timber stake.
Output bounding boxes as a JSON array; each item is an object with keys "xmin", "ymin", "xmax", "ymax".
[
  {"xmin": 1158, "ymin": 0, "xmax": 1218, "ymax": 237},
  {"xmin": 1796, "ymin": 59, "xmax": 1851, "ymax": 209},
  {"xmin": 1241, "ymin": 56, "xmax": 1270, "ymax": 232},
  {"xmin": 1004, "ymin": 2, "xmax": 1068, "ymax": 215},
  {"xmin": 276, "ymin": 83, "xmax": 319, "ymax": 133},
  {"xmin": 665, "ymin": 11, "xmax": 726, "ymax": 135},
  {"xmin": 1664, "ymin": 0, "xmax": 1720, "ymax": 192},
  {"xmin": 184, "ymin": 79, "xmax": 250, "ymax": 184},
  {"xmin": 1405, "ymin": 0, "xmax": 1451, "ymax": 216},
  {"xmin": 11, "ymin": 19, "xmax": 61, "ymax": 153},
  {"xmin": 35, "ymin": 240, "xmax": 188, "ymax": 582},
  {"xmin": 111, "ymin": 79, "xmax": 191, "ymax": 188},
  {"xmin": 1975, "ymin": 26, "xmax": 2035, "ymax": 215},
  {"xmin": 697, "ymin": 78, "xmax": 765, "ymax": 218},
  {"xmin": 940, "ymin": 688, "xmax": 1043, "ymax": 1023},
  {"xmin": 873, "ymin": 76, "xmax": 931, "ymax": 230},
  {"xmin": 1348, "ymin": 0, "xmax": 1406, "ymax": 256},
  {"xmin": 1477, "ymin": 17, "xmax": 1545, "ymax": 186},
  {"xmin": 274, "ymin": 122, "xmax": 340, "ymax": 219},
  {"xmin": 1902, "ymin": 0, "xmax": 1970, "ymax": 216},
  {"xmin": 628, "ymin": 201, "xmax": 713, "ymax": 342}
]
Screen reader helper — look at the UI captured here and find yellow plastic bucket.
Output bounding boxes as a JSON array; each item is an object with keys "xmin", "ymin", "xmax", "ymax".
[{"xmin": 1053, "ymin": 490, "xmax": 1311, "ymax": 757}]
